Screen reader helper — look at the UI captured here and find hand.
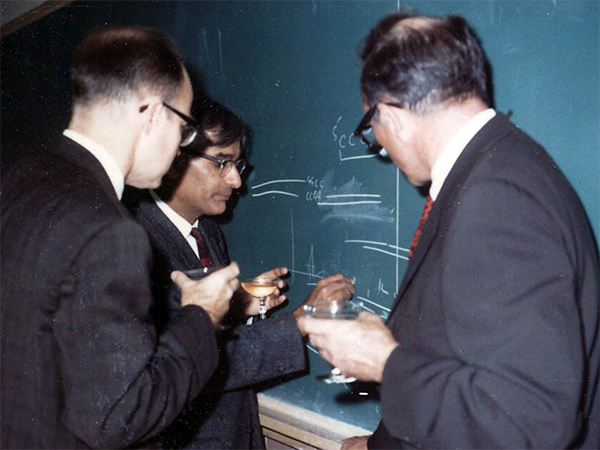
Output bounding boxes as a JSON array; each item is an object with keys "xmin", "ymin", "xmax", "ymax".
[
  {"xmin": 293, "ymin": 273, "xmax": 356, "ymax": 323},
  {"xmin": 240, "ymin": 267, "xmax": 288, "ymax": 316},
  {"xmin": 341, "ymin": 435, "xmax": 370, "ymax": 450},
  {"xmin": 172, "ymin": 262, "xmax": 240, "ymax": 325},
  {"xmin": 297, "ymin": 312, "xmax": 398, "ymax": 382}
]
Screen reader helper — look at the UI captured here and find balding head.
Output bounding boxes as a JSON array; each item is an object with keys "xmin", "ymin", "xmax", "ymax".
[
  {"xmin": 360, "ymin": 12, "xmax": 491, "ymax": 114},
  {"xmin": 71, "ymin": 26, "xmax": 186, "ymax": 107}
]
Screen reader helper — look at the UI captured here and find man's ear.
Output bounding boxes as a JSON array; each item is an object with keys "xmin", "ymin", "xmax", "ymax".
[
  {"xmin": 378, "ymin": 103, "xmax": 402, "ymax": 136},
  {"xmin": 138, "ymin": 97, "xmax": 164, "ymax": 130},
  {"xmin": 380, "ymin": 104, "xmax": 416, "ymax": 142}
]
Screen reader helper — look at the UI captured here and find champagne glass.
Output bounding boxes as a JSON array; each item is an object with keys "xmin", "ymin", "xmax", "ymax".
[
  {"xmin": 303, "ymin": 299, "xmax": 363, "ymax": 384},
  {"xmin": 240, "ymin": 276, "xmax": 280, "ymax": 320}
]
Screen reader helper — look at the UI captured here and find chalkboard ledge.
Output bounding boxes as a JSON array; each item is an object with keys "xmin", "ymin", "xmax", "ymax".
[{"xmin": 258, "ymin": 394, "xmax": 371, "ymax": 450}]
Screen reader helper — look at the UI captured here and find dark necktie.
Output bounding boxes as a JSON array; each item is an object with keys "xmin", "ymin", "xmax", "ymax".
[
  {"xmin": 190, "ymin": 227, "xmax": 214, "ymax": 268},
  {"xmin": 409, "ymin": 195, "xmax": 434, "ymax": 258}
]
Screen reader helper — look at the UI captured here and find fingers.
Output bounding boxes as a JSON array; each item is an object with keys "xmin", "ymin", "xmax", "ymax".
[
  {"xmin": 299, "ymin": 313, "xmax": 396, "ymax": 382},
  {"xmin": 298, "ymin": 313, "xmax": 382, "ymax": 343},
  {"xmin": 216, "ymin": 262, "xmax": 241, "ymax": 284},
  {"xmin": 296, "ymin": 316, "xmax": 336, "ymax": 336},
  {"xmin": 174, "ymin": 262, "xmax": 240, "ymax": 325},
  {"xmin": 170, "ymin": 269, "xmax": 191, "ymax": 288},
  {"xmin": 256, "ymin": 267, "xmax": 289, "ymax": 293},
  {"xmin": 221, "ymin": 262, "xmax": 241, "ymax": 291},
  {"xmin": 171, "ymin": 263, "xmax": 240, "ymax": 289},
  {"xmin": 259, "ymin": 267, "xmax": 288, "ymax": 279},
  {"xmin": 317, "ymin": 273, "xmax": 355, "ymax": 291},
  {"xmin": 267, "ymin": 293, "xmax": 286, "ymax": 308},
  {"xmin": 308, "ymin": 274, "xmax": 356, "ymax": 303}
]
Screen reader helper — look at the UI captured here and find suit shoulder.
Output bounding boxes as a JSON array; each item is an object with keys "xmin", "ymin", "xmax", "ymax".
[
  {"xmin": 467, "ymin": 118, "xmax": 575, "ymax": 199},
  {"xmin": 4, "ymin": 146, "xmax": 123, "ymax": 217}
]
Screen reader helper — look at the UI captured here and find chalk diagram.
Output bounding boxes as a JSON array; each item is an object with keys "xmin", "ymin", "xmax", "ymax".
[{"xmin": 248, "ymin": 115, "xmax": 410, "ymax": 321}]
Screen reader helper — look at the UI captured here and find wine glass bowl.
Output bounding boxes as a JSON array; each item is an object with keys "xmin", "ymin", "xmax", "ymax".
[
  {"xmin": 303, "ymin": 299, "xmax": 363, "ymax": 320},
  {"xmin": 240, "ymin": 277, "xmax": 280, "ymax": 320},
  {"xmin": 303, "ymin": 299, "xmax": 364, "ymax": 384}
]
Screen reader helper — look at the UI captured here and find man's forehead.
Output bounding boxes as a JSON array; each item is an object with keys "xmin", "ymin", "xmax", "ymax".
[{"xmin": 203, "ymin": 143, "xmax": 241, "ymax": 158}]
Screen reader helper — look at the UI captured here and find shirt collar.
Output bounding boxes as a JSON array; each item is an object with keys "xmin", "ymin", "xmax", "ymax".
[
  {"xmin": 63, "ymin": 129, "xmax": 125, "ymax": 200},
  {"xmin": 150, "ymin": 190, "xmax": 199, "ymax": 238},
  {"xmin": 429, "ymin": 108, "xmax": 496, "ymax": 201}
]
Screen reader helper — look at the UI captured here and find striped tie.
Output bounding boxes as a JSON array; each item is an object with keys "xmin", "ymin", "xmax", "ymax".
[
  {"xmin": 409, "ymin": 195, "xmax": 434, "ymax": 259},
  {"xmin": 190, "ymin": 227, "xmax": 214, "ymax": 268}
]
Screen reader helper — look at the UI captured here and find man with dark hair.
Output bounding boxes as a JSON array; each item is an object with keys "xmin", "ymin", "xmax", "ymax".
[
  {"xmin": 126, "ymin": 99, "xmax": 356, "ymax": 449},
  {"xmin": 299, "ymin": 12, "xmax": 599, "ymax": 449},
  {"xmin": 1, "ymin": 27, "xmax": 239, "ymax": 449}
]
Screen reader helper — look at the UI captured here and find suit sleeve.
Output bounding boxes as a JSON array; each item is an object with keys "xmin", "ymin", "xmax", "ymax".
[
  {"xmin": 378, "ymin": 179, "xmax": 584, "ymax": 448},
  {"xmin": 205, "ymin": 313, "xmax": 307, "ymax": 392},
  {"xmin": 52, "ymin": 219, "xmax": 219, "ymax": 448}
]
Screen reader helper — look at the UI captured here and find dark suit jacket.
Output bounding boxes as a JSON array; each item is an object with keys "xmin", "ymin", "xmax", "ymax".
[
  {"xmin": 128, "ymin": 194, "xmax": 307, "ymax": 449},
  {"xmin": 1, "ymin": 137, "xmax": 220, "ymax": 449},
  {"xmin": 368, "ymin": 113, "xmax": 599, "ymax": 449}
]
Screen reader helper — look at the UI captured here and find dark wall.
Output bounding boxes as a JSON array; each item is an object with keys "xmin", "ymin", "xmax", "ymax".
[{"xmin": 2, "ymin": 0, "xmax": 598, "ymax": 431}]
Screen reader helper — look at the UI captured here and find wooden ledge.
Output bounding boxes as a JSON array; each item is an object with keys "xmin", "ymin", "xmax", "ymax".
[{"xmin": 258, "ymin": 394, "xmax": 371, "ymax": 450}]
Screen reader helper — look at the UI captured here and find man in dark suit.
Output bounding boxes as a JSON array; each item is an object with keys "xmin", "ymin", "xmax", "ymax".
[
  {"xmin": 126, "ymin": 100, "xmax": 356, "ymax": 448},
  {"xmin": 299, "ymin": 12, "xmax": 599, "ymax": 449},
  {"xmin": 1, "ymin": 27, "xmax": 240, "ymax": 449}
]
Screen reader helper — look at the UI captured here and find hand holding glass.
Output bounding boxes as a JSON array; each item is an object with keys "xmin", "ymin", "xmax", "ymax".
[
  {"xmin": 303, "ymin": 299, "xmax": 363, "ymax": 384},
  {"xmin": 183, "ymin": 266, "xmax": 224, "ymax": 280},
  {"xmin": 241, "ymin": 276, "xmax": 280, "ymax": 320}
]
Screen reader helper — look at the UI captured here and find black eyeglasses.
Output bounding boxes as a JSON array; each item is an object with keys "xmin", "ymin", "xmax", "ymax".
[
  {"xmin": 139, "ymin": 102, "xmax": 200, "ymax": 147},
  {"xmin": 197, "ymin": 153, "xmax": 247, "ymax": 177},
  {"xmin": 353, "ymin": 102, "xmax": 403, "ymax": 156},
  {"xmin": 162, "ymin": 103, "xmax": 200, "ymax": 147}
]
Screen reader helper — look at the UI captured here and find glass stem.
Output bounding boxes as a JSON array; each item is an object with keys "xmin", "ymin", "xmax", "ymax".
[{"xmin": 258, "ymin": 297, "xmax": 267, "ymax": 320}]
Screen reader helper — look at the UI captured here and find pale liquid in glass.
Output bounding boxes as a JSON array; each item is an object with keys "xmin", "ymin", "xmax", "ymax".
[
  {"xmin": 240, "ymin": 283, "xmax": 277, "ymax": 298},
  {"xmin": 241, "ymin": 278, "xmax": 279, "ymax": 320}
]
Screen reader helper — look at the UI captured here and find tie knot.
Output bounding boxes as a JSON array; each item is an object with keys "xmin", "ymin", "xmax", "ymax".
[{"xmin": 190, "ymin": 227, "xmax": 202, "ymax": 241}]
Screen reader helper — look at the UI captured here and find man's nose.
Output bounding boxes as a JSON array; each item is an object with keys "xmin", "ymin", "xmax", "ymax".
[{"xmin": 225, "ymin": 165, "xmax": 242, "ymax": 189}]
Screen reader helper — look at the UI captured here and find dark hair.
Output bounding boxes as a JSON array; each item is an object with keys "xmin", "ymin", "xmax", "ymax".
[
  {"xmin": 156, "ymin": 100, "xmax": 249, "ymax": 201},
  {"xmin": 187, "ymin": 99, "xmax": 248, "ymax": 155},
  {"xmin": 71, "ymin": 27, "xmax": 185, "ymax": 106},
  {"xmin": 360, "ymin": 12, "xmax": 490, "ymax": 113}
]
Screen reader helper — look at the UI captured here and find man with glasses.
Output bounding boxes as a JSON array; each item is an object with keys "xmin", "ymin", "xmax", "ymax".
[
  {"xmin": 126, "ymin": 99, "xmax": 355, "ymax": 449},
  {"xmin": 299, "ymin": 11, "xmax": 598, "ymax": 450},
  {"xmin": 1, "ymin": 27, "xmax": 240, "ymax": 449}
]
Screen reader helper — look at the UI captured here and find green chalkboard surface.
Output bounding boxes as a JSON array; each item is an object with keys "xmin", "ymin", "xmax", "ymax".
[{"xmin": 2, "ymin": 0, "xmax": 598, "ymax": 433}]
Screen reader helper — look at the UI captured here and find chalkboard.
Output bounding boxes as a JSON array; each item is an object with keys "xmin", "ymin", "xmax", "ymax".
[{"xmin": 2, "ymin": 0, "xmax": 598, "ymax": 433}]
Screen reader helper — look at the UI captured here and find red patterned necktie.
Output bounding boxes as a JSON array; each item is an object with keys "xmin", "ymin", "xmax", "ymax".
[
  {"xmin": 409, "ymin": 195, "xmax": 434, "ymax": 259},
  {"xmin": 190, "ymin": 227, "xmax": 214, "ymax": 268}
]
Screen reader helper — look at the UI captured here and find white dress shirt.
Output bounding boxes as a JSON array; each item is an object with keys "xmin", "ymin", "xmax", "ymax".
[
  {"xmin": 149, "ymin": 190, "xmax": 200, "ymax": 258},
  {"xmin": 429, "ymin": 108, "xmax": 496, "ymax": 201},
  {"xmin": 63, "ymin": 129, "xmax": 125, "ymax": 200}
]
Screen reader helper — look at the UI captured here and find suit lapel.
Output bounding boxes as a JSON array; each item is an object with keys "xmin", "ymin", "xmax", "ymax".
[
  {"xmin": 388, "ymin": 113, "xmax": 513, "ymax": 319},
  {"xmin": 197, "ymin": 218, "xmax": 229, "ymax": 267},
  {"xmin": 388, "ymin": 197, "xmax": 442, "ymax": 319},
  {"xmin": 137, "ymin": 196, "xmax": 201, "ymax": 271}
]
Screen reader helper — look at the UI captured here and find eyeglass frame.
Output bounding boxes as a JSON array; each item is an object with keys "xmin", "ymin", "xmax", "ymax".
[
  {"xmin": 353, "ymin": 102, "xmax": 404, "ymax": 156},
  {"xmin": 162, "ymin": 102, "xmax": 200, "ymax": 147},
  {"xmin": 195, "ymin": 153, "xmax": 247, "ymax": 177},
  {"xmin": 140, "ymin": 102, "xmax": 247, "ymax": 176},
  {"xmin": 138, "ymin": 102, "xmax": 200, "ymax": 147}
]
